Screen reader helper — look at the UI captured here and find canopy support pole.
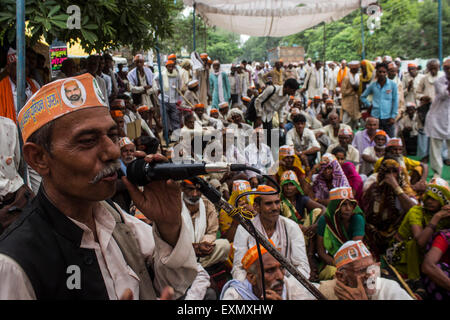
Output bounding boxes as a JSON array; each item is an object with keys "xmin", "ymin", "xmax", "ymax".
[
  {"xmin": 323, "ymin": 22, "xmax": 326, "ymax": 82},
  {"xmin": 193, "ymin": 2, "xmax": 196, "ymax": 51},
  {"xmin": 438, "ymin": 0, "xmax": 443, "ymax": 70},
  {"xmin": 155, "ymin": 46, "xmax": 169, "ymax": 145},
  {"xmin": 361, "ymin": 1, "xmax": 366, "ymax": 60}
]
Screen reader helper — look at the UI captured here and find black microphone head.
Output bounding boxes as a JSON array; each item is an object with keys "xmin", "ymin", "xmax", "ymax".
[{"xmin": 126, "ymin": 158, "xmax": 150, "ymax": 186}]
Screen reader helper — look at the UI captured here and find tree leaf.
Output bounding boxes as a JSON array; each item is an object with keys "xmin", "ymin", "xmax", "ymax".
[{"xmin": 48, "ymin": 4, "xmax": 61, "ymax": 17}]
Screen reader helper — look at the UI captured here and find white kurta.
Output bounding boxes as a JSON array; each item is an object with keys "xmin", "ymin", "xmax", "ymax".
[
  {"xmin": 0, "ymin": 202, "xmax": 198, "ymax": 300},
  {"xmin": 231, "ymin": 215, "xmax": 310, "ymax": 282},
  {"xmin": 424, "ymin": 75, "xmax": 450, "ymax": 140}
]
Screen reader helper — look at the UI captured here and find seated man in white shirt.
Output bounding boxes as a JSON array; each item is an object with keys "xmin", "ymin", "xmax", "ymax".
[
  {"xmin": 232, "ymin": 185, "xmax": 310, "ymax": 282},
  {"xmin": 318, "ymin": 240, "xmax": 413, "ymax": 300},
  {"xmin": 244, "ymin": 128, "xmax": 274, "ymax": 175},
  {"xmin": 315, "ymin": 112, "xmax": 352, "ymax": 147},
  {"xmin": 181, "ymin": 180, "xmax": 231, "ymax": 269},
  {"xmin": 326, "ymin": 127, "xmax": 360, "ymax": 170},
  {"xmin": 221, "ymin": 239, "xmax": 315, "ymax": 300},
  {"xmin": 286, "ymin": 114, "xmax": 321, "ymax": 168}
]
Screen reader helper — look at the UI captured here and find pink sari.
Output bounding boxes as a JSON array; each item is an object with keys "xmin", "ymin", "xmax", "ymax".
[{"xmin": 341, "ymin": 162, "xmax": 363, "ymax": 204}]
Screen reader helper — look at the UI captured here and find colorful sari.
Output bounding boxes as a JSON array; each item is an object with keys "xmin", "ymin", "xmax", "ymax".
[
  {"xmin": 280, "ymin": 170, "xmax": 320, "ymax": 227},
  {"xmin": 318, "ymin": 194, "xmax": 365, "ymax": 280},
  {"xmin": 219, "ymin": 180, "xmax": 254, "ymax": 269},
  {"xmin": 359, "ymin": 60, "xmax": 375, "ymax": 95},
  {"xmin": 386, "ymin": 183, "xmax": 450, "ymax": 280},
  {"xmin": 341, "ymin": 162, "xmax": 364, "ymax": 205},
  {"xmin": 313, "ymin": 154, "xmax": 350, "ymax": 201},
  {"xmin": 363, "ymin": 158, "xmax": 416, "ymax": 259},
  {"xmin": 275, "ymin": 152, "xmax": 305, "ymax": 183},
  {"xmin": 322, "ymin": 198, "xmax": 365, "ymax": 257},
  {"xmin": 422, "ymin": 229, "xmax": 450, "ymax": 300}
]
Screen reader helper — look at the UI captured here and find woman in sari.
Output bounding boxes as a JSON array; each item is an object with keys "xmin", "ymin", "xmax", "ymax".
[
  {"xmin": 362, "ymin": 156, "xmax": 417, "ymax": 260},
  {"xmin": 422, "ymin": 228, "xmax": 450, "ymax": 300},
  {"xmin": 312, "ymin": 153, "xmax": 350, "ymax": 206},
  {"xmin": 332, "ymin": 146, "xmax": 364, "ymax": 205},
  {"xmin": 271, "ymin": 145, "xmax": 313, "ymax": 197},
  {"xmin": 316, "ymin": 187, "xmax": 366, "ymax": 280},
  {"xmin": 386, "ymin": 178, "xmax": 450, "ymax": 280},
  {"xmin": 359, "ymin": 59, "xmax": 375, "ymax": 95}
]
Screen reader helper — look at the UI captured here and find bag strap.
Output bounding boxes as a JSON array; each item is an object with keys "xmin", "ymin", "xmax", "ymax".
[{"xmin": 261, "ymin": 85, "xmax": 277, "ymax": 106}]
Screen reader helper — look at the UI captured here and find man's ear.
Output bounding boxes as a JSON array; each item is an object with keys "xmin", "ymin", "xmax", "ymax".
[
  {"xmin": 22, "ymin": 142, "xmax": 51, "ymax": 177},
  {"xmin": 246, "ymin": 272, "xmax": 257, "ymax": 287}
]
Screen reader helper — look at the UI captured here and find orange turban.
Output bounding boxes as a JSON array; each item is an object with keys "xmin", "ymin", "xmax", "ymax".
[
  {"xmin": 110, "ymin": 110, "xmax": 124, "ymax": 118},
  {"xmin": 194, "ymin": 103, "xmax": 205, "ymax": 109},
  {"xmin": 137, "ymin": 105, "xmax": 150, "ymax": 112},
  {"xmin": 168, "ymin": 54, "xmax": 177, "ymax": 60},
  {"xmin": 241, "ymin": 239, "xmax": 276, "ymax": 270}
]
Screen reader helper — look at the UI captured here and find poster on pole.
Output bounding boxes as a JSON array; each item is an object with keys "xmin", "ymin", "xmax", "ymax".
[{"xmin": 50, "ymin": 46, "xmax": 68, "ymax": 78}]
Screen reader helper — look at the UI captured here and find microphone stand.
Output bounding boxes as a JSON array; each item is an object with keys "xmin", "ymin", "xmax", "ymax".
[{"xmin": 190, "ymin": 177, "xmax": 327, "ymax": 300}]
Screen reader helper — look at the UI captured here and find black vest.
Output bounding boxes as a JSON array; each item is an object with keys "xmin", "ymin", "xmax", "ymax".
[{"xmin": 0, "ymin": 189, "xmax": 109, "ymax": 300}]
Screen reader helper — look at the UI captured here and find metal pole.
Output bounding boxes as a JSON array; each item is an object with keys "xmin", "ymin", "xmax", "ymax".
[
  {"xmin": 323, "ymin": 22, "xmax": 326, "ymax": 82},
  {"xmin": 155, "ymin": 47, "xmax": 169, "ymax": 145},
  {"xmin": 438, "ymin": 0, "xmax": 443, "ymax": 70},
  {"xmin": 16, "ymin": 0, "xmax": 29, "ymax": 185},
  {"xmin": 193, "ymin": 2, "xmax": 196, "ymax": 51},
  {"xmin": 361, "ymin": 1, "xmax": 366, "ymax": 60},
  {"xmin": 16, "ymin": 0, "xmax": 26, "ymax": 112}
]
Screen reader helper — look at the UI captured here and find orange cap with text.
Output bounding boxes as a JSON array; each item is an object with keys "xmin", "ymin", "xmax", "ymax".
[{"xmin": 18, "ymin": 73, "xmax": 108, "ymax": 142}]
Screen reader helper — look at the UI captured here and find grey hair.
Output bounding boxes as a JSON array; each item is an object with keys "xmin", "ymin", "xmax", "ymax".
[
  {"xmin": 427, "ymin": 59, "xmax": 440, "ymax": 68},
  {"xmin": 327, "ymin": 111, "xmax": 338, "ymax": 119}
]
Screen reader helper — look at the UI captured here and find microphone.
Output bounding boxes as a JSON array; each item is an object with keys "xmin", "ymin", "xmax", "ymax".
[{"xmin": 126, "ymin": 158, "xmax": 251, "ymax": 186}]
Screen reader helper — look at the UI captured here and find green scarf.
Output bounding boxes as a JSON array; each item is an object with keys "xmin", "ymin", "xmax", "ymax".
[
  {"xmin": 323, "ymin": 199, "xmax": 364, "ymax": 256},
  {"xmin": 280, "ymin": 179, "xmax": 305, "ymax": 224}
]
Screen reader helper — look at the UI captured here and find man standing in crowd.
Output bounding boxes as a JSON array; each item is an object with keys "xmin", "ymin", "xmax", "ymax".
[
  {"xmin": 360, "ymin": 62, "xmax": 398, "ymax": 138},
  {"xmin": 425, "ymin": 59, "xmax": 450, "ymax": 178},
  {"xmin": 209, "ymin": 60, "xmax": 231, "ymax": 110},
  {"xmin": 402, "ymin": 63, "xmax": 425, "ymax": 106},
  {"xmin": 254, "ymin": 78, "xmax": 299, "ymax": 136},
  {"xmin": 302, "ymin": 61, "xmax": 324, "ymax": 100},
  {"xmin": 340, "ymin": 61, "xmax": 361, "ymax": 130},
  {"xmin": 154, "ymin": 60, "xmax": 182, "ymax": 134},
  {"xmin": 262, "ymin": 60, "xmax": 285, "ymax": 86},
  {"xmin": 194, "ymin": 53, "xmax": 211, "ymax": 106},
  {"xmin": 127, "ymin": 54, "xmax": 154, "ymax": 110}
]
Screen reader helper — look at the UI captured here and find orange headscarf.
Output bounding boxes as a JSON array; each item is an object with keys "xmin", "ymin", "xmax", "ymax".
[{"xmin": 337, "ymin": 66, "xmax": 348, "ymax": 87}]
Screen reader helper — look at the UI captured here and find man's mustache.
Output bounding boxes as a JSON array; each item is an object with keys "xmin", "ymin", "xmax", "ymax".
[
  {"xmin": 269, "ymin": 279, "xmax": 284, "ymax": 290},
  {"xmin": 89, "ymin": 160, "xmax": 121, "ymax": 184}
]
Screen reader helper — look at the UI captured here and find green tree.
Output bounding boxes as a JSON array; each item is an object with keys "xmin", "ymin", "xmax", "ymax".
[
  {"xmin": 240, "ymin": 0, "xmax": 449, "ymax": 62},
  {"xmin": 0, "ymin": 0, "xmax": 177, "ymax": 53}
]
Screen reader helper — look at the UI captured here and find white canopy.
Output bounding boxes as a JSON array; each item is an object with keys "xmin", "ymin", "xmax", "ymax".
[{"xmin": 183, "ymin": 0, "xmax": 372, "ymax": 37}]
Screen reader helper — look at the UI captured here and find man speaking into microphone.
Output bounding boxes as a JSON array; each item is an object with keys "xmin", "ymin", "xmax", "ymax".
[{"xmin": 0, "ymin": 74, "xmax": 198, "ymax": 300}]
